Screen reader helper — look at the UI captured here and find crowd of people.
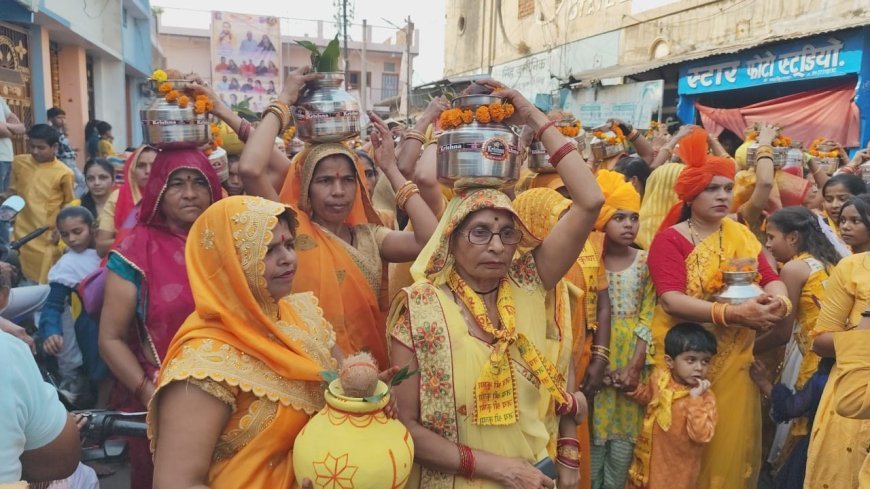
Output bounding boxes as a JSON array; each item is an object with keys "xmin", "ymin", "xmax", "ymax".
[{"xmin": 1, "ymin": 65, "xmax": 870, "ymax": 489}]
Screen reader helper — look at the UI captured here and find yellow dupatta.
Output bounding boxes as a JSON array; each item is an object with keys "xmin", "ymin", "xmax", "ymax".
[
  {"xmin": 148, "ymin": 196, "xmax": 336, "ymax": 489},
  {"xmin": 650, "ymin": 217, "xmax": 762, "ymax": 489}
]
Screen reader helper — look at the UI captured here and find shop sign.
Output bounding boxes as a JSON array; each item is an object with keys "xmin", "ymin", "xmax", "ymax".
[
  {"xmin": 563, "ymin": 80, "xmax": 663, "ymax": 128},
  {"xmin": 678, "ymin": 31, "xmax": 863, "ymax": 95}
]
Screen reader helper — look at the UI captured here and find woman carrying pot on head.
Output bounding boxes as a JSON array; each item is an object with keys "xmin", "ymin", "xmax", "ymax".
[
  {"xmin": 98, "ymin": 149, "xmax": 223, "ymax": 489},
  {"xmin": 646, "ymin": 126, "xmax": 789, "ymax": 488},
  {"xmin": 233, "ymin": 66, "xmax": 439, "ymax": 369},
  {"xmin": 150, "ymin": 196, "xmax": 400, "ymax": 488},
  {"xmin": 387, "ymin": 82, "xmax": 604, "ymax": 488},
  {"xmin": 95, "ymin": 145, "xmax": 158, "ymax": 256}
]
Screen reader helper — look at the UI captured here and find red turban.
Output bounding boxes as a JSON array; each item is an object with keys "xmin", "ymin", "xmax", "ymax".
[{"xmin": 658, "ymin": 127, "xmax": 736, "ymax": 232}]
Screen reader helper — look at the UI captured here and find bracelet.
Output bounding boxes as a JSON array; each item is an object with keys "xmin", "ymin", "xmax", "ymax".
[
  {"xmin": 534, "ymin": 120, "xmax": 557, "ymax": 141},
  {"xmin": 711, "ymin": 302, "xmax": 729, "ymax": 327},
  {"xmin": 271, "ymin": 100, "xmax": 291, "ymax": 123},
  {"xmin": 548, "ymin": 142, "xmax": 575, "ymax": 167},
  {"xmin": 395, "ymin": 181, "xmax": 420, "ymax": 212},
  {"xmin": 457, "ymin": 443, "xmax": 476, "ymax": 479},
  {"xmin": 591, "ymin": 344, "xmax": 611, "ymax": 354},
  {"xmin": 591, "ymin": 350, "xmax": 610, "ymax": 363},
  {"xmin": 628, "ymin": 129, "xmax": 640, "ymax": 142},
  {"xmin": 775, "ymin": 294, "xmax": 793, "ymax": 317},
  {"xmin": 404, "ymin": 129, "xmax": 426, "ymax": 144},
  {"xmin": 556, "ymin": 438, "xmax": 581, "ymax": 469},
  {"xmin": 237, "ymin": 119, "xmax": 252, "ymax": 143},
  {"xmin": 261, "ymin": 106, "xmax": 287, "ymax": 133},
  {"xmin": 554, "ymin": 389, "xmax": 578, "ymax": 417}
]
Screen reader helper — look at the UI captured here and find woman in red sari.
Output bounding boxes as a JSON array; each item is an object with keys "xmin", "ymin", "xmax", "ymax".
[
  {"xmin": 98, "ymin": 148, "xmax": 223, "ymax": 489},
  {"xmin": 95, "ymin": 145, "xmax": 157, "ymax": 256}
]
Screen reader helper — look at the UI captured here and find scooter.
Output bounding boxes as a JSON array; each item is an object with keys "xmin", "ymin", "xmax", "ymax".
[
  {"xmin": 0, "ymin": 195, "xmax": 49, "ymax": 277},
  {"xmin": 74, "ymin": 410, "xmax": 147, "ymax": 463}
]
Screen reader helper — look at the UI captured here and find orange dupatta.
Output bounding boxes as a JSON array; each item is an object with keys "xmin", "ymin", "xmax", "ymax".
[
  {"xmin": 279, "ymin": 143, "xmax": 391, "ymax": 368},
  {"xmin": 148, "ymin": 196, "xmax": 336, "ymax": 489}
]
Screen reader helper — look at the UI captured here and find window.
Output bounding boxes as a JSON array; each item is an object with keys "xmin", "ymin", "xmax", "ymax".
[
  {"xmin": 384, "ymin": 62, "xmax": 396, "ymax": 73},
  {"xmin": 381, "ymin": 73, "xmax": 399, "ymax": 99},
  {"xmin": 347, "ymin": 71, "xmax": 372, "ymax": 90},
  {"xmin": 518, "ymin": 0, "xmax": 534, "ymax": 18}
]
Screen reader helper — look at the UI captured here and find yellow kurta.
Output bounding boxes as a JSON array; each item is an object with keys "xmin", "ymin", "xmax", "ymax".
[
  {"xmin": 804, "ymin": 253, "xmax": 870, "ymax": 489},
  {"xmin": 10, "ymin": 154, "xmax": 74, "ymax": 283},
  {"xmin": 650, "ymin": 218, "xmax": 762, "ymax": 489},
  {"xmin": 831, "ymin": 330, "xmax": 870, "ymax": 487}
]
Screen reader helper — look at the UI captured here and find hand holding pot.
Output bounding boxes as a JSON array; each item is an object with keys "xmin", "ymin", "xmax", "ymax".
[
  {"xmin": 756, "ymin": 122, "xmax": 778, "ymax": 146},
  {"xmin": 279, "ymin": 66, "xmax": 322, "ymax": 106},
  {"xmin": 725, "ymin": 295, "xmax": 782, "ymax": 331}
]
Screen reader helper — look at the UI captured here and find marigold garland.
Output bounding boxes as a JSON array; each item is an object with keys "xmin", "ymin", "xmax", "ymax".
[
  {"xmin": 808, "ymin": 137, "xmax": 839, "ymax": 158},
  {"xmin": 158, "ymin": 82, "xmax": 173, "ymax": 94},
  {"xmin": 772, "ymin": 134, "xmax": 792, "ymax": 148},
  {"xmin": 165, "ymin": 90, "xmax": 179, "ymax": 103},
  {"xmin": 592, "ymin": 125, "xmax": 626, "ymax": 146},
  {"xmin": 204, "ymin": 123, "xmax": 223, "ymax": 156},
  {"xmin": 282, "ymin": 126, "xmax": 297, "ymax": 145},
  {"xmin": 645, "ymin": 120, "xmax": 664, "ymax": 139},
  {"xmin": 177, "ymin": 95, "xmax": 190, "ymax": 109},
  {"xmin": 438, "ymin": 101, "xmax": 515, "ymax": 129},
  {"xmin": 557, "ymin": 120, "xmax": 581, "ymax": 138}
]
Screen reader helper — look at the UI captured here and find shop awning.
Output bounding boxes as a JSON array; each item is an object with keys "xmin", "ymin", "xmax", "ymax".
[{"xmin": 570, "ymin": 21, "xmax": 870, "ymax": 83}]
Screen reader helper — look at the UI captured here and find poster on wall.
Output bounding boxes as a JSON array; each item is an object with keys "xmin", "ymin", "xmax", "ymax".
[
  {"xmin": 210, "ymin": 11, "xmax": 282, "ymax": 114},
  {"xmin": 563, "ymin": 80, "xmax": 664, "ymax": 129}
]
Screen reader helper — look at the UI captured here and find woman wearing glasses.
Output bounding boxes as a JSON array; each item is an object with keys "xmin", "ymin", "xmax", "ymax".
[{"xmin": 386, "ymin": 83, "xmax": 604, "ymax": 488}]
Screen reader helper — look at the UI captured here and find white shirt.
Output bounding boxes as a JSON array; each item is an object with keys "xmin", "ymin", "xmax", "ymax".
[
  {"xmin": 0, "ymin": 98, "xmax": 14, "ymax": 161},
  {"xmin": 0, "ymin": 332, "xmax": 68, "ymax": 483}
]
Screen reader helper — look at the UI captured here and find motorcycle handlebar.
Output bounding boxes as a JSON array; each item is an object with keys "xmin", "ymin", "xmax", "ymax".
[{"xmin": 10, "ymin": 226, "xmax": 49, "ymax": 251}]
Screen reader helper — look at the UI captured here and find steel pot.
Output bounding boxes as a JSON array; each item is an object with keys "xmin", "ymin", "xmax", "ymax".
[
  {"xmin": 292, "ymin": 72, "xmax": 360, "ymax": 144},
  {"xmin": 590, "ymin": 124, "xmax": 626, "ymax": 162},
  {"xmin": 436, "ymin": 95, "xmax": 520, "ymax": 189},
  {"xmin": 713, "ymin": 270, "xmax": 764, "ymax": 305},
  {"xmin": 140, "ymin": 79, "xmax": 210, "ymax": 149},
  {"xmin": 528, "ymin": 137, "xmax": 584, "ymax": 173},
  {"xmin": 746, "ymin": 142, "xmax": 788, "ymax": 169}
]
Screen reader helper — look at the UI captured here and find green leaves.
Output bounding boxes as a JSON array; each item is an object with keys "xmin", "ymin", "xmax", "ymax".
[
  {"xmin": 389, "ymin": 365, "xmax": 419, "ymax": 387},
  {"xmin": 295, "ymin": 35, "xmax": 341, "ymax": 72}
]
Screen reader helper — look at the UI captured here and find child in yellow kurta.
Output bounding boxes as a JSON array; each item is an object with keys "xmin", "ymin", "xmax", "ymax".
[
  {"xmin": 9, "ymin": 124, "xmax": 74, "ymax": 283},
  {"xmin": 830, "ymin": 329, "xmax": 870, "ymax": 487}
]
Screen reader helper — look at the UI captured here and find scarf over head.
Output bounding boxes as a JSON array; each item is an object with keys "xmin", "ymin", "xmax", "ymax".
[
  {"xmin": 114, "ymin": 146, "xmax": 154, "ymax": 230},
  {"xmin": 594, "ymin": 169, "xmax": 641, "ymax": 231},
  {"xmin": 113, "ymin": 148, "xmax": 223, "ymax": 374},
  {"xmin": 410, "ymin": 189, "xmax": 570, "ymax": 425},
  {"xmin": 658, "ymin": 127, "xmax": 736, "ymax": 233},
  {"xmin": 277, "ymin": 143, "xmax": 389, "ymax": 367}
]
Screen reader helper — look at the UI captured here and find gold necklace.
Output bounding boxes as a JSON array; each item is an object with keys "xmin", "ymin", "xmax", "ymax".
[{"xmin": 687, "ymin": 219, "xmax": 725, "ymax": 293}]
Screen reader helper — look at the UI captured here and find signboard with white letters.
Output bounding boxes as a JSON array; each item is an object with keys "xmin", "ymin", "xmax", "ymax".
[
  {"xmin": 564, "ymin": 80, "xmax": 664, "ymax": 128},
  {"xmin": 678, "ymin": 31, "xmax": 863, "ymax": 95}
]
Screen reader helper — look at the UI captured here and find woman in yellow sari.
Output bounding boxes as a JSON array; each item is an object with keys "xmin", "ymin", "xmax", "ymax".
[
  {"xmin": 647, "ymin": 127, "xmax": 788, "ymax": 489},
  {"xmin": 236, "ymin": 67, "xmax": 438, "ymax": 369},
  {"xmin": 149, "ymin": 196, "xmax": 337, "ymax": 488},
  {"xmin": 388, "ymin": 85, "xmax": 604, "ymax": 489}
]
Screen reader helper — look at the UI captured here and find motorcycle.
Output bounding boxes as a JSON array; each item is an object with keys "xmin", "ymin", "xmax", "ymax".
[
  {"xmin": 74, "ymin": 410, "xmax": 148, "ymax": 463},
  {"xmin": 0, "ymin": 195, "xmax": 49, "ymax": 281}
]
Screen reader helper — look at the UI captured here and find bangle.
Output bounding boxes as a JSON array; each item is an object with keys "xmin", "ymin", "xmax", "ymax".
[
  {"xmin": 548, "ymin": 142, "xmax": 575, "ymax": 167},
  {"xmin": 457, "ymin": 443, "xmax": 475, "ymax": 479},
  {"xmin": 403, "ymin": 129, "xmax": 426, "ymax": 144},
  {"xmin": 556, "ymin": 438, "xmax": 581, "ymax": 469},
  {"xmin": 776, "ymin": 294, "xmax": 793, "ymax": 317},
  {"xmin": 628, "ymin": 129, "xmax": 640, "ymax": 142},
  {"xmin": 711, "ymin": 302, "xmax": 730, "ymax": 327},
  {"xmin": 591, "ymin": 344, "xmax": 611, "ymax": 354},
  {"xmin": 395, "ymin": 181, "xmax": 420, "ymax": 212},
  {"xmin": 237, "ymin": 119, "xmax": 252, "ymax": 143},
  {"xmin": 554, "ymin": 390, "xmax": 578, "ymax": 417},
  {"xmin": 534, "ymin": 120, "xmax": 557, "ymax": 141},
  {"xmin": 591, "ymin": 350, "xmax": 610, "ymax": 363}
]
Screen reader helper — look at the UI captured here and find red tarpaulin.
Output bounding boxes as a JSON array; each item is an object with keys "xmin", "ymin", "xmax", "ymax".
[{"xmin": 695, "ymin": 83, "xmax": 861, "ymax": 147}]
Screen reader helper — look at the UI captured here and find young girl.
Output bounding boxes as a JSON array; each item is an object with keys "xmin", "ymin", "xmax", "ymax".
[
  {"xmin": 820, "ymin": 174, "xmax": 866, "ymax": 256},
  {"xmin": 39, "ymin": 206, "xmax": 104, "ymax": 408},
  {"xmin": 756, "ymin": 206, "xmax": 841, "ymax": 477},
  {"xmin": 591, "ymin": 170, "xmax": 654, "ymax": 489},
  {"xmin": 838, "ymin": 194, "xmax": 870, "ymax": 254}
]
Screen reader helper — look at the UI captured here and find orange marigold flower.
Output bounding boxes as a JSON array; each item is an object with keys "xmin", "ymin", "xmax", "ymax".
[
  {"xmin": 194, "ymin": 100, "xmax": 207, "ymax": 114},
  {"xmin": 461, "ymin": 109, "xmax": 473, "ymax": 124},
  {"xmin": 504, "ymin": 103, "xmax": 515, "ymax": 117},
  {"xmin": 489, "ymin": 103, "xmax": 505, "ymax": 122},
  {"xmin": 214, "ymin": 137, "xmax": 224, "ymax": 147},
  {"xmin": 158, "ymin": 82, "xmax": 173, "ymax": 94},
  {"xmin": 177, "ymin": 95, "xmax": 190, "ymax": 108},
  {"xmin": 475, "ymin": 106, "xmax": 491, "ymax": 124},
  {"xmin": 165, "ymin": 90, "xmax": 179, "ymax": 103}
]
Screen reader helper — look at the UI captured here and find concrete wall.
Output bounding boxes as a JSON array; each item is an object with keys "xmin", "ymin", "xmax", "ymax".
[
  {"xmin": 42, "ymin": 0, "xmax": 123, "ymax": 57},
  {"xmin": 92, "ymin": 56, "xmax": 129, "ymax": 150}
]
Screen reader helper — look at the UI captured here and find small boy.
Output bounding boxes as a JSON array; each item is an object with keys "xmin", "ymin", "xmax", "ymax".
[
  {"xmin": 10, "ymin": 124, "xmax": 75, "ymax": 283},
  {"xmin": 620, "ymin": 323, "xmax": 718, "ymax": 489}
]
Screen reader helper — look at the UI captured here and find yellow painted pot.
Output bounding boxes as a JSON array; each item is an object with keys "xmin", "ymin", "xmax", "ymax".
[{"xmin": 293, "ymin": 379, "xmax": 414, "ymax": 489}]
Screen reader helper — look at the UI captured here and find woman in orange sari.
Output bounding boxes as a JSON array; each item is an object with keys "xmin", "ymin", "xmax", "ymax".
[
  {"xmin": 237, "ymin": 67, "xmax": 438, "ymax": 368},
  {"xmin": 149, "ymin": 196, "xmax": 337, "ymax": 489},
  {"xmin": 646, "ymin": 127, "xmax": 789, "ymax": 488}
]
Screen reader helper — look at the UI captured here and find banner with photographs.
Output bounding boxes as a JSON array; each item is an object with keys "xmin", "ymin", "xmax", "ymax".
[{"xmin": 210, "ymin": 11, "xmax": 282, "ymax": 114}]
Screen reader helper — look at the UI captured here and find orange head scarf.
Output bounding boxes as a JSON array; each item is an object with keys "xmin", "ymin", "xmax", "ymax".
[
  {"xmin": 595, "ymin": 169, "xmax": 641, "ymax": 231},
  {"xmin": 658, "ymin": 127, "xmax": 736, "ymax": 232}
]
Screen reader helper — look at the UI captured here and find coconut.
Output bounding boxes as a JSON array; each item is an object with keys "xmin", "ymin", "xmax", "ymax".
[{"xmin": 338, "ymin": 351, "xmax": 379, "ymax": 398}]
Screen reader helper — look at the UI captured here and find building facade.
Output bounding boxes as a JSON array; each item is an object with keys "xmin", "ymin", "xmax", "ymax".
[
  {"xmin": 443, "ymin": 0, "xmax": 870, "ymax": 145},
  {"xmin": 0, "ymin": 0, "xmax": 158, "ymax": 163},
  {"xmin": 157, "ymin": 13, "xmax": 419, "ymax": 112}
]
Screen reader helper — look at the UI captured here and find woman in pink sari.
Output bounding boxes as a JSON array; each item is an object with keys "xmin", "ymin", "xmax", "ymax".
[{"xmin": 98, "ymin": 148, "xmax": 222, "ymax": 489}]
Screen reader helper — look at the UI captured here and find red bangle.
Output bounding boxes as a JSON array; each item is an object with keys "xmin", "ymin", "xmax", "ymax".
[
  {"xmin": 534, "ymin": 120, "xmax": 557, "ymax": 141},
  {"xmin": 238, "ymin": 119, "xmax": 251, "ymax": 142},
  {"xmin": 457, "ymin": 443, "xmax": 476, "ymax": 479},
  {"xmin": 549, "ymin": 142, "xmax": 576, "ymax": 167}
]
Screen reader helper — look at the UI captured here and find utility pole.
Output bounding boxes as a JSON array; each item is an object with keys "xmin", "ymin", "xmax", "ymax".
[
  {"xmin": 343, "ymin": 0, "xmax": 349, "ymax": 89},
  {"xmin": 361, "ymin": 18, "xmax": 368, "ymax": 136},
  {"xmin": 405, "ymin": 16, "xmax": 413, "ymax": 123}
]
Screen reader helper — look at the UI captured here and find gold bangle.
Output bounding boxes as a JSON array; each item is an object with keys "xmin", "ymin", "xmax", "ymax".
[
  {"xmin": 404, "ymin": 129, "xmax": 426, "ymax": 144},
  {"xmin": 591, "ymin": 350, "xmax": 610, "ymax": 363},
  {"xmin": 776, "ymin": 295, "xmax": 793, "ymax": 317},
  {"xmin": 591, "ymin": 345, "xmax": 611, "ymax": 354},
  {"xmin": 395, "ymin": 181, "xmax": 420, "ymax": 212}
]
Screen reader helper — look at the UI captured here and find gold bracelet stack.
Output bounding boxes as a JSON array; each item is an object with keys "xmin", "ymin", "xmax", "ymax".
[
  {"xmin": 591, "ymin": 345, "xmax": 610, "ymax": 363},
  {"xmin": 403, "ymin": 129, "xmax": 426, "ymax": 144},
  {"xmin": 262, "ymin": 100, "xmax": 291, "ymax": 135},
  {"xmin": 755, "ymin": 144, "xmax": 774, "ymax": 161},
  {"xmin": 775, "ymin": 294, "xmax": 794, "ymax": 317},
  {"xmin": 711, "ymin": 302, "xmax": 730, "ymax": 327},
  {"xmin": 395, "ymin": 181, "xmax": 420, "ymax": 212}
]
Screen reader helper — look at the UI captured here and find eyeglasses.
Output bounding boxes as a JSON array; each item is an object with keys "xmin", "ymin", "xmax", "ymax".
[{"xmin": 465, "ymin": 227, "xmax": 523, "ymax": 245}]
